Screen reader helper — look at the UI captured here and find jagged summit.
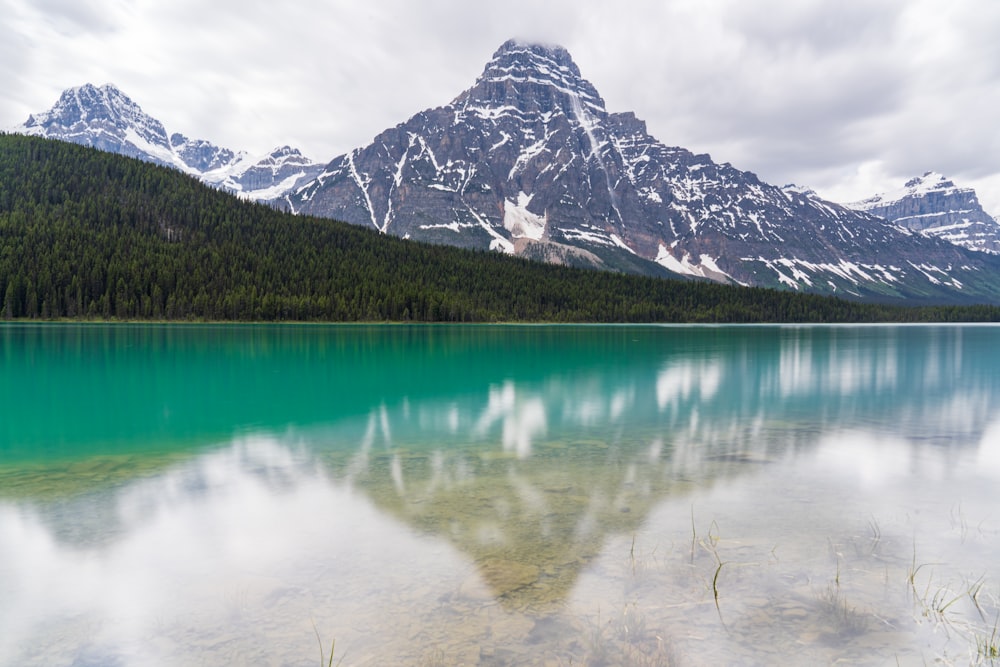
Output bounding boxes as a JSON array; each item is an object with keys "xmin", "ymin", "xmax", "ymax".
[
  {"xmin": 782, "ymin": 184, "xmax": 819, "ymax": 198},
  {"xmin": 455, "ymin": 39, "xmax": 606, "ymax": 116},
  {"xmin": 905, "ymin": 171, "xmax": 948, "ymax": 190},
  {"xmin": 852, "ymin": 172, "xmax": 958, "ymax": 209},
  {"xmin": 26, "ymin": 83, "xmax": 142, "ymax": 127},
  {"xmin": 14, "ymin": 83, "xmax": 322, "ymax": 200},
  {"xmin": 485, "ymin": 39, "xmax": 586, "ymax": 85},
  {"xmin": 22, "ymin": 83, "xmax": 174, "ymax": 161}
]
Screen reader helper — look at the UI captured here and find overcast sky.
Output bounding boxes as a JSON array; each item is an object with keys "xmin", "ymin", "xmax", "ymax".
[{"xmin": 3, "ymin": 0, "xmax": 999, "ymax": 213}]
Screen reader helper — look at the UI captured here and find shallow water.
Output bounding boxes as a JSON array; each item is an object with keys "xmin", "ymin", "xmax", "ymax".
[{"xmin": 2, "ymin": 323, "xmax": 999, "ymax": 666}]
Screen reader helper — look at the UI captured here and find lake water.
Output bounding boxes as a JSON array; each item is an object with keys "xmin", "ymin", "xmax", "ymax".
[{"xmin": 2, "ymin": 323, "xmax": 1000, "ymax": 666}]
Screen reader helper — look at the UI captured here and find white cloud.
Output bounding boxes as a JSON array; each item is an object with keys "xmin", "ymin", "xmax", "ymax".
[{"xmin": 2, "ymin": 0, "xmax": 998, "ymax": 214}]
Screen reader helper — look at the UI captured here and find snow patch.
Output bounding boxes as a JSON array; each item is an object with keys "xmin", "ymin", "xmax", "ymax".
[
  {"xmin": 609, "ymin": 235, "xmax": 636, "ymax": 254},
  {"xmin": 419, "ymin": 222, "xmax": 471, "ymax": 233},
  {"xmin": 849, "ymin": 172, "xmax": 962, "ymax": 211},
  {"xmin": 653, "ymin": 245, "xmax": 737, "ymax": 283},
  {"xmin": 508, "ymin": 140, "xmax": 548, "ymax": 179},
  {"xmin": 746, "ymin": 257, "xmax": 917, "ymax": 290},
  {"xmin": 504, "ymin": 192, "xmax": 546, "ymax": 240},
  {"xmin": 561, "ymin": 229, "xmax": 615, "ymax": 246},
  {"xmin": 232, "ymin": 171, "xmax": 309, "ymax": 201},
  {"xmin": 490, "ymin": 131, "xmax": 512, "ymax": 152}
]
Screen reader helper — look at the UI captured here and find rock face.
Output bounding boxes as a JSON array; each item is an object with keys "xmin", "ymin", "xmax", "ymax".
[
  {"xmin": 14, "ymin": 83, "xmax": 322, "ymax": 201},
  {"xmin": 201, "ymin": 145, "xmax": 325, "ymax": 201},
  {"xmin": 848, "ymin": 172, "xmax": 1000, "ymax": 255},
  {"xmin": 288, "ymin": 40, "xmax": 1000, "ymax": 303}
]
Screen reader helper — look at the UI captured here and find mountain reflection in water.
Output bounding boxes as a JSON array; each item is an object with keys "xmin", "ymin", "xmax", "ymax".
[{"xmin": 1, "ymin": 324, "xmax": 999, "ymax": 666}]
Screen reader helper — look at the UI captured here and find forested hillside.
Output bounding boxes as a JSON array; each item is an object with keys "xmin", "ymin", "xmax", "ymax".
[{"xmin": 1, "ymin": 134, "xmax": 998, "ymax": 323}]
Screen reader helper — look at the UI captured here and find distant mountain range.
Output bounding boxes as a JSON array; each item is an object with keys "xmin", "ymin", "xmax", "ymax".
[
  {"xmin": 847, "ymin": 172, "xmax": 1000, "ymax": 255},
  {"xmin": 11, "ymin": 43, "xmax": 1000, "ymax": 304},
  {"xmin": 11, "ymin": 83, "xmax": 322, "ymax": 200}
]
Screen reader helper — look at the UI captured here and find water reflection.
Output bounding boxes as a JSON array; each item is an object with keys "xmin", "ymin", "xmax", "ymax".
[
  {"xmin": 0, "ymin": 437, "xmax": 481, "ymax": 666},
  {"xmin": 2, "ymin": 324, "xmax": 1000, "ymax": 665}
]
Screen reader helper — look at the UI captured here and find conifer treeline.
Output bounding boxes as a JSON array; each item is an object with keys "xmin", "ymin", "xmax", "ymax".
[{"xmin": 1, "ymin": 133, "xmax": 998, "ymax": 323}]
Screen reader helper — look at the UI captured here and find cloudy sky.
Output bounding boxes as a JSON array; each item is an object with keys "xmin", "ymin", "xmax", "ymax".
[{"xmin": 3, "ymin": 0, "xmax": 999, "ymax": 213}]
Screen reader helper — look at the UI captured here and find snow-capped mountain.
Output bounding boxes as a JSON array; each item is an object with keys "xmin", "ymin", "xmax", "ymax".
[
  {"xmin": 200, "ymin": 145, "xmax": 324, "ymax": 201},
  {"xmin": 13, "ymin": 83, "xmax": 322, "ymax": 201},
  {"xmin": 848, "ymin": 172, "xmax": 1000, "ymax": 255},
  {"xmin": 288, "ymin": 40, "xmax": 1000, "ymax": 303}
]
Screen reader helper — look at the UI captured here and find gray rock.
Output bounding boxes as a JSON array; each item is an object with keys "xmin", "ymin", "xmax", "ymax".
[
  {"xmin": 15, "ymin": 83, "xmax": 321, "ymax": 201},
  {"xmin": 849, "ymin": 172, "xmax": 1000, "ymax": 254},
  {"xmin": 288, "ymin": 40, "xmax": 1000, "ymax": 303}
]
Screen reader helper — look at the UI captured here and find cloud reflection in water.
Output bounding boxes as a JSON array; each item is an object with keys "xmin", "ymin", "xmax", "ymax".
[
  {"xmin": 0, "ymin": 436, "xmax": 473, "ymax": 666},
  {"xmin": 4, "ymin": 324, "xmax": 1000, "ymax": 665}
]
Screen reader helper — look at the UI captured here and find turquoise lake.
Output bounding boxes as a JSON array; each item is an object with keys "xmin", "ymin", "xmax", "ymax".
[{"xmin": 2, "ymin": 323, "xmax": 1000, "ymax": 666}]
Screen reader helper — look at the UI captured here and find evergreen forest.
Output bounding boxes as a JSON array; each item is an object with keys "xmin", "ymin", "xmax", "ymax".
[{"xmin": 2, "ymin": 133, "xmax": 999, "ymax": 323}]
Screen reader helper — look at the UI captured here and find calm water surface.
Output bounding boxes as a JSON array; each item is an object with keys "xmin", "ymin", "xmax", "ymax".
[{"xmin": 2, "ymin": 324, "xmax": 1000, "ymax": 666}]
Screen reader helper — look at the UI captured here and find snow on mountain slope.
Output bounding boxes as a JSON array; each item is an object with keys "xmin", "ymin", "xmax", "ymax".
[
  {"xmin": 848, "ymin": 172, "xmax": 1000, "ymax": 254},
  {"xmin": 288, "ymin": 40, "xmax": 1000, "ymax": 303},
  {"xmin": 13, "ymin": 83, "xmax": 322, "ymax": 201}
]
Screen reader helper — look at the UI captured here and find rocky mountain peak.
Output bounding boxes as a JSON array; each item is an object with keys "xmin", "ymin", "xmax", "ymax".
[
  {"xmin": 454, "ymin": 39, "xmax": 606, "ymax": 117},
  {"xmin": 14, "ymin": 83, "xmax": 322, "ymax": 201},
  {"xmin": 169, "ymin": 132, "xmax": 237, "ymax": 172},
  {"xmin": 486, "ymin": 39, "xmax": 584, "ymax": 84},
  {"xmin": 30, "ymin": 83, "xmax": 128, "ymax": 123},
  {"xmin": 288, "ymin": 39, "xmax": 1000, "ymax": 303},
  {"xmin": 904, "ymin": 171, "xmax": 949, "ymax": 190},
  {"xmin": 263, "ymin": 146, "xmax": 310, "ymax": 163},
  {"xmin": 23, "ymin": 83, "xmax": 171, "ymax": 152},
  {"xmin": 782, "ymin": 184, "xmax": 819, "ymax": 198},
  {"xmin": 848, "ymin": 173, "xmax": 1000, "ymax": 254}
]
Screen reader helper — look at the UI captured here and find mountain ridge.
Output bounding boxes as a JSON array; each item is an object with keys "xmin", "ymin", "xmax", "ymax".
[
  {"xmin": 11, "ymin": 132, "xmax": 994, "ymax": 321},
  {"xmin": 287, "ymin": 40, "xmax": 1000, "ymax": 304},
  {"xmin": 846, "ymin": 172, "xmax": 1000, "ymax": 254},
  {"xmin": 12, "ymin": 83, "xmax": 322, "ymax": 201},
  {"xmin": 9, "ymin": 44, "xmax": 1000, "ymax": 305}
]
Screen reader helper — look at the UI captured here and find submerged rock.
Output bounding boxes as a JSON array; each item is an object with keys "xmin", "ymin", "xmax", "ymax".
[{"xmin": 478, "ymin": 558, "xmax": 540, "ymax": 596}]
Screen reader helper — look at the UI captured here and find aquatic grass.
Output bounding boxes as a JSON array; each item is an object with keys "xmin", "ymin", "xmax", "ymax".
[
  {"xmin": 582, "ymin": 607, "xmax": 611, "ymax": 667},
  {"xmin": 974, "ymin": 615, "xmax": 1000, "ymax": 665},
  {"xmin": 689, "ymin": 505, "xmax": 696, "ymax": 564},
  {"xmin": 619, "ymin": 640, "xmax": 675, "ymax": 667},
  {"xmin": 618, "ymin": 512, "xmax": 1000, "ymax": 664},
  {"xmin": 970, "ymin": 575, "xmax": 989, "ymax": 620},
  {"xmin": 951, "ymin": 502, "xmax": 969, "ymax": 544},
  {"xmin": 312, "ymin": 621, "xmax": 344, "ymax": 667},
  {"xmin": 868, "ymin": 515, "xmax": 882, "ymax": 554},
  {"xmin": 925, "ymin": 586, "xmax": 964, "ymax": 624},
  {"xmin": 903, "ymin": 545, "xmax": 969, "ymax": 628},
  {"xmin": 711, "ymin": 559, "xmax": 727, "ymax": 616},
  {"xmin": 625, "ymin": 536, "xmax": 662, "ymax": 593},
  {"xmin": 907, "ymin": 539, "xmax": 933, "ymax": 590},
  {"xmin": 684, "ymin": 512, "xmax": 1000, "ymax": 663},
  {"xmin": 577, "ymin": 603, "xmax": 675, "ymax": 667},
  {"xmin": 816, "ymin": 584, "xmax": 871, "ymax": 637},
  {"xmin": 689, "ymin": 514, "xmax": 735, "ymax": 627},
  {"xmin": 618, "ymin": 602, "xmax": 646, "ymax": 640}
]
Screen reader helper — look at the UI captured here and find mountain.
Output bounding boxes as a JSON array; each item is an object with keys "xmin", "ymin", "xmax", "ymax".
[
  {"xmin": 200, "ymin": 144, "xmax": 325, "ymax": 201},
  {"xmin": 7, "ymin": 133, "xmax": 1000, "ymax": 322},
  {"xmin": 13, "ymin": 83, "xmax": 322, "ymax": 201},
  {"xmin": 847, "ymin": 172, "xmax": 1000, "ymax": 254},
  {"xmin": 287, "ymin": 40, "xmax": 1000, "ymax": 303}
]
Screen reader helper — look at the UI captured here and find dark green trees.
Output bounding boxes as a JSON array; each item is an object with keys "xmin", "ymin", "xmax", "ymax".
[{"xmin": 0, "ymin": 133, "xmax": 997, "ymax": 323}]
